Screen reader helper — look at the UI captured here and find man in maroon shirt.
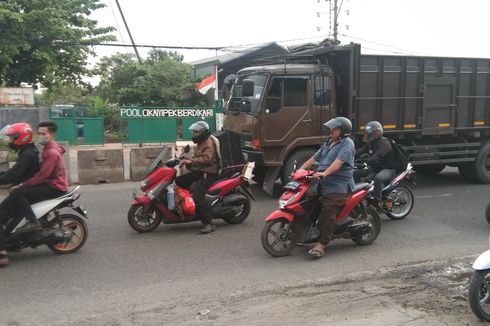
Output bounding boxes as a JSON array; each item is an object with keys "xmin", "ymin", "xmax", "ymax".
[{"xmin": 10, "ymin": 121, "xmax": 68, "ymax": 233}]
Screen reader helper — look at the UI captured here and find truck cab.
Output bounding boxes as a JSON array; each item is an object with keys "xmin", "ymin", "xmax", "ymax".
[{"xmin": 224, "ymin": 64, "xmax": 338, "ymax": 187}]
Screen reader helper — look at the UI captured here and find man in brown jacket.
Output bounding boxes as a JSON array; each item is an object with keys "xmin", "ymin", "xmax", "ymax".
[{"xmin": 176, "ymin": 121, "xmax": 220, "ymax": 234}]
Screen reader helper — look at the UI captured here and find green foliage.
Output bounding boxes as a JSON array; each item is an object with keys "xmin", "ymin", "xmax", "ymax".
[
  {"xmin": 95, "ymin": 49, "xmax": 207, "ymax": 106},
  {"xmin": 35, "ymin": 83, "xmax": 95, "ymax": 106},
  {"xmin": 0, "ymin": 0, "xmax": 115, "ymax": 87}
]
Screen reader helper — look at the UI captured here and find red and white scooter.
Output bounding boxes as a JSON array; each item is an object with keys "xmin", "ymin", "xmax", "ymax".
[
  {"xmin": 128, "ymin": 146, "xmax": 255, "ymax": 233},
  {"xmin": 261, "ymin": 168, "xmax": 381, "ymax": 257}
]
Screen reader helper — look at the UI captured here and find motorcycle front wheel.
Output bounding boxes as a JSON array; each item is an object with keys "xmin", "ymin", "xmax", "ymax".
[
  {"xmin": 47, "ymin": 214, "xmax": 88, "ymax": 254},
  {"xmin": 469, "ymin": 269, "xmax": 490, "ymax": 321},
  {"xmin": 385, "ymin": 185, "xmax": 414, "ymax": 220},
  {"xmin": 127, "ymin": 204, "xmax": 162, "ymax": 233},
  {"xmin": 261, "ymin": 218, "xmax": 297, "ymax": 257}
]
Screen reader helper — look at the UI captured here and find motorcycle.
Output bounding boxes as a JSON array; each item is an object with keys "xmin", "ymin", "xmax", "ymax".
[
  {"xmin": 469, "ymin": 242, "xmax": 490, "ymax": 321},
  {"xmin": 5, "ymin": 186, "xmax": 88, "ymax": 254},
  {"xmin": 127, "ymin": 146, "xmax": 255, "ymax": 233},
  {"xmin": 261, "ymin": 168, "xmax": 381, "ymax": 257},
  {"xmin": 355, "ymin": 162, "xmax": 415, "ymax": 220}
]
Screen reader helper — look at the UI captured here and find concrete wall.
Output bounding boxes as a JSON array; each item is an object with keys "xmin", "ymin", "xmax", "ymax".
[
  {"xmin": 0, "ymin": 106, "xmax": 49, "ymax": 127},
  {"xmin": 130, "ymin": 147, "xmax": 172, "ymax": 181},
  {"xmin": 77, "ymin": 149, "xmax": 124, "ymax": 184}
]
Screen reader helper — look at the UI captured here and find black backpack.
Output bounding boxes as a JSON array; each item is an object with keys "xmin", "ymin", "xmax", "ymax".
[
  {"xmin": 388, "ymin": 139, "xmax": 409, "ymax": 172},
  {"xmin": 213, "ymin": 130, "xmax": 245, "ymax": 172}
]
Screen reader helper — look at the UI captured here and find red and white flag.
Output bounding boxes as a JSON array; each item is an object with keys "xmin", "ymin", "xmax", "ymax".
[{"xmin": 197, "ymin": 73, "xmax": 217, "ymax": 95}]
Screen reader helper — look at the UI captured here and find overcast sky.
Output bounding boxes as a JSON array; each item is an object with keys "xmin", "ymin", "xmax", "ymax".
[{"xmin": 89, "ymin": 0, "xmax": 490, "ymax": 65}]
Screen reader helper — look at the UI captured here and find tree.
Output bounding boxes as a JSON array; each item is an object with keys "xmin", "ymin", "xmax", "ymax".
[
  {"xmin": 95, "ymin": 50, "xmax": 206, "ymax": 106},
  {"xmin": 0, "ymin": 0, "xmax": 115, "ymax": 87}
]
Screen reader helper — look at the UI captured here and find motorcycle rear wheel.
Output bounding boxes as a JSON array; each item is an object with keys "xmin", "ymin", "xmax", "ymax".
[
  {"xmin": 222, "ymin": 196, "xmax": 251, "ymax": 224},
  {"xmin": 469, "ymin": 269, "xmax": 490, "ymax": 321},
  {"xmin": 352, "ymin": 207, "xmax": 381, "ymax": 245},
  {"xmin": 385, "ymin": 186, "xmax": 414, "ymax": 220},
  {"xmin": 47, "ymin": 214, "xmax": 88, "ymax": 254},
  {"xmin": 261, "ymin": 218, "xmax": 297, "ymax": 257},
  {"xmin": 127, "ymin": 204, "xmax": 162, "ymax": 233}
]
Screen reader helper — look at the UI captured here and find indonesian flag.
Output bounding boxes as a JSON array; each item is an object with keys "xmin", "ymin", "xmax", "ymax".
[{"xmin": 197, "ymin": 73, "xmax": 217, "ymax": 95}]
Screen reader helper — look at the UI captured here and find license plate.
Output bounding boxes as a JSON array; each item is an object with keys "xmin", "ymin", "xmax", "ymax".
[{"xmin": 284, "ymin": 181, "xmax": 301, "ymax": 191}]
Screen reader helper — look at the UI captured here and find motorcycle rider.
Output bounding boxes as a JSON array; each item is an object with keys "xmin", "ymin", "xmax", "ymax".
[
  {"xmin": 8, "ymin": 121, "xmax": 68, "ymax": 234},
  {"xmin": 0, "ymin": 123, "xmax": 40, "ymax": 268},
  {"xmin": 299, "ymin": 117, "xmax": 355, "ymax": 258},
  {"xmin": 176, "ymin": 121, "xmax": 220, "ymax": 234},
  {"xmin": 354, "ymin": 121, "xmax": 397, "ymax": 204}
]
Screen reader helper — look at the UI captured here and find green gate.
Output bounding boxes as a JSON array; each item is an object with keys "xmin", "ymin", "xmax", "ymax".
[
  {"xmin": 49, "ymin": 107, "xmax": 104, "ymax": 145},
  {"xmin": 120, "ymin": 106, "xmax": 218, "ymax": 143}
]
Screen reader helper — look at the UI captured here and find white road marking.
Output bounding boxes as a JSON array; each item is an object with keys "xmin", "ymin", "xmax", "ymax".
[{"xmin": 415, "ymin": 194, "xmax": 453, "ymax": 199}]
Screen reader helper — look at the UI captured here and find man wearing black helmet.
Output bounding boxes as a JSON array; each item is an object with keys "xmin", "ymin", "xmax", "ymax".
[
  {"xmin": 299, "ymin": 117, "xmax": 355, "ymax": 258},
  {"xmin": 354, "ymin": 121, "xmax": 397, "ymax": 203},
  {"xmin": 176, "ymin": 121, "xmax": 220, "ymax": 234}
]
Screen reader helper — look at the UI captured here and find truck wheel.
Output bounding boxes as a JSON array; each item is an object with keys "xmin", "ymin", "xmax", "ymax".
[
  {"xmin": 474, "ymin": 141, "xmax": 490, "ymax": 183},
  {"xmin": 281, "ymin": 149, "xmax": 317, "ymax": 185},
  {"xmin": 413, "ymin": 164, "xmax": 445, "ymax": 175}
]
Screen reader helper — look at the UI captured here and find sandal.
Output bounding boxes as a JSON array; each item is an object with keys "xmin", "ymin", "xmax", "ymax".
[
  {"xmin": 308, "ymin": 248, "xmax": 325, "ymax": 258},
  {"xmin": 0, "ymin": 252, "xmax": 10, "ymax": 268}
]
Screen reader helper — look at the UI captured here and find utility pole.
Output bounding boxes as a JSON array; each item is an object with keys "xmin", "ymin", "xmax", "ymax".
[
  {"xmin": 332, "ymin": 0, "xmax": 339, "ymax": 41},
  {"xmin": 114, "ymin": 0, "xmax": 142, "ymax": 64}
]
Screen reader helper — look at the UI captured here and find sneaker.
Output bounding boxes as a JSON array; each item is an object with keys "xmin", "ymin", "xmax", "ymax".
[
  {"xmin": 16, "ymin": 221, "xmax": 42, "ymax": 233},
  {"xmin": 199, "ymin": 223, "xmax": 216, "ymax": 234}
]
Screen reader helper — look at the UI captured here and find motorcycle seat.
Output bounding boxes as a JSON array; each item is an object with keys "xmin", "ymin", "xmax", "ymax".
[{"xmin": 352, "ymin": 182, "xmax": 371, "ymax": 193}]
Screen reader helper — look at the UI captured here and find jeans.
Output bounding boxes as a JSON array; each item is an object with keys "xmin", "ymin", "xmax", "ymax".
[
  {"xmin": 0, "ymin": 184, "xmax": 66, "ymax": 250},
  {"xmin": 175, "ymin": 172, "xmax": 218, "ymax": 225},
  {"xmin": 354, "ymin": 167, "xmax": 396, "ymax": 199},
  {"xmin": 318, "ymin": 193, "xmax": 349, "ymax": 245}
]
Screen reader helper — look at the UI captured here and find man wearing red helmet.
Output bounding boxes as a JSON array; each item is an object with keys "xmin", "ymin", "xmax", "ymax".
[
  {"xmin": 0, "ymin": 122, "xmax": 41, "ymax": 267},
  {"xmin": 7, "ymin": 122, "xmax": 68, "ymax": 233}
]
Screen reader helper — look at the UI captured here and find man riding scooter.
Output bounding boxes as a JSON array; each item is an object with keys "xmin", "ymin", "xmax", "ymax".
[
  {"xmin": 176, "ymin": 121, "xmax": 221, "ymax": 234},
  {"xmin": 354, "ymin": 121, "xmax": 397, "ymax": 205},
  {"xmin": 299, "ymin": 117, "xmax": 355, "ymax": 258},
  {"xmin": 7, "ymin": 121, "xmax": 68, "ymax": 233},
  {"xmin": 0, "ymin": 123, "xmax": 41, "ymax": 267}
]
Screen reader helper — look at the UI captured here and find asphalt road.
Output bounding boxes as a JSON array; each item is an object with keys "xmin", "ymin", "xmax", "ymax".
[{"xmin": 1, "ymin": 167, "xmax": 490, "ymax": 325}]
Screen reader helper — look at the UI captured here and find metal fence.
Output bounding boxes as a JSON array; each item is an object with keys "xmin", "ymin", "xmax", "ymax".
[
  {"xmin": 49, "ymin": 107, "xmax": 104, "ymax": 145},
  {"xmin": 50, "ymin": 104, "xmax": 221, "ymax": 145},
  {"xmin": 119, "ymin": 106, "xmax": 218, "ymax": 143}
]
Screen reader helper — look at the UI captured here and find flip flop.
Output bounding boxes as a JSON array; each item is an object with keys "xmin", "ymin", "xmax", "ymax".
[{"xmin": 308, "ymin": 249, "xmax": 325, "ymax": 258}]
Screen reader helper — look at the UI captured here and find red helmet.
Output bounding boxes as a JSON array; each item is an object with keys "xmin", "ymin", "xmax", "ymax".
[{"xmin": 1, "ymin": 123, "xmax": 33, "ymax": 146}]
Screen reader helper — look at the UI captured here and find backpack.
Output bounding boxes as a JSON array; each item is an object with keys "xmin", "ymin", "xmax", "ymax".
[
  {"xmin": 388, "ymin": 139, "xmax": 409, "ymax": 172},
  {"xmin": 212, "ymin": 130, "xmax": 245, "ymax": 173}
]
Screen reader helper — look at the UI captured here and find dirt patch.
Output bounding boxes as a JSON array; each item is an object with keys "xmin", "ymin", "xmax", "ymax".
[{"xmin": 66, "ymin": 257, "xmax": 483, "ymax": 326}]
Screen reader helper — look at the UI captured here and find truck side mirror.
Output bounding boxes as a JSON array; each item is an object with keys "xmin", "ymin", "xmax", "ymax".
[{"xmin": 242, "ymin": 79, "xmax": 255, "ymax": 97}]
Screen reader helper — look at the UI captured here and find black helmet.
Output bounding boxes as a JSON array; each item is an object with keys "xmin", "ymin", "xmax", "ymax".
[
  {"xmin": 364, "ymin": 121, "xmax": 383, "ymax": 142},
  {"xmin": 323, "ymin": 117, "xmax": 352, "ymax": 137},
  {"xmin": 189, "ymin": 121, "xmax": 211, "ymax": 144}
]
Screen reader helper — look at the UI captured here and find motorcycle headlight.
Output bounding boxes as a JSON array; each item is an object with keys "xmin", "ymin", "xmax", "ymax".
[{"xmin": 279, "ymin": 192, "xmax": 300, "ymax": 209}]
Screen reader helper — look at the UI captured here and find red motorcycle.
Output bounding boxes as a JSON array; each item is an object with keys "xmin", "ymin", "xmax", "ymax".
[
  {"xmin": 261, "ymin": 169, "xmax": 381, "ymax": 257},
  {"xmin": 128, "ymin": 146, "xmax": 255, "ymax": 233}
]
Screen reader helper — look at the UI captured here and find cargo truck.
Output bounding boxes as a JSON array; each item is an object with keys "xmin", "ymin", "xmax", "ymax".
[{"xmin": 223, "ymin": 43, "xmax": 490, "ymax": 194}]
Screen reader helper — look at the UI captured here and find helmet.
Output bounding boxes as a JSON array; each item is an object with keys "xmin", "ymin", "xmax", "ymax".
[
  {"xmin": 363, "ymin": 121, "xmax": 383, "ymax": 142},
  {"xmin": 0, "ymin": 123, "xmax": 33, "ymax": 147},
  {"xmin": 323, "ymin": 117, "xmax": 352, "ymax": 137},
  {"xmin": 189, "ymin": 121, "xmax": 211, "ymax": 144}
]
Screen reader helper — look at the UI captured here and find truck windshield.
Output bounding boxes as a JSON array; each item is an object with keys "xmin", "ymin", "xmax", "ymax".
[{"xmin": 227, "ymin": 74, "xmax": 267, "ymax": 114}]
